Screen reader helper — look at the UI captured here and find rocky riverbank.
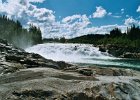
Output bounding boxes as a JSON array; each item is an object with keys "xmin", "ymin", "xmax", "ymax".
[
  {"xmin": 0, "ymin": 39, "xmax": 140, "ymax": 100},
  {"xmin": 98, "ymin": 44, "xmax": 140, "ymax": 59}
]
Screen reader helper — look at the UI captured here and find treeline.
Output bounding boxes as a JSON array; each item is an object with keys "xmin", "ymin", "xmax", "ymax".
[
  {"xmin": 67, "ymin": 25, "xmax": 140, "ymax": 47},
  {"xmin": 0, "ymin": 15, "xmax": 42, "ymax": 48},
  {"xmin": 43, "ymin": 37, "xmax": 66, "ymax": 43}
]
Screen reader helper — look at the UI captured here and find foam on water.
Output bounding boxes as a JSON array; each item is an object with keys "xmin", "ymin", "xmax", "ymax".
[{"xmin": 26, "ymin": 43, "xmax": 140, "ymax": 68}]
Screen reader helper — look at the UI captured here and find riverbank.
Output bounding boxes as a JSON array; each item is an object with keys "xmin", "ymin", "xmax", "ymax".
[
  {"xmin": 0, "ymin": 39, "xmax": 140, "ymax": 100},
  {"xmin": 98, "ymin": 44, "xmax": 140, "ymax": 59}
]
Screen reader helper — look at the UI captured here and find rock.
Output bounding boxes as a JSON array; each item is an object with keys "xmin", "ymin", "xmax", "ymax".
[
  {"xmin": 66, "ymin": 92, "xmax": 94, "ymax": 100},
  {"xmin": 99, "ymin": 46, "xmax": 106, "ymax": 52},
  {"xmin": 12, "ymin": 89, "xmax": 53, "ymax": 99},
  {"xmin": 0, "ymin": 38, "xmax": 140, "ymax": 100},
  {"xmin": 0, "ymin": 38, "xmax": 73, "ymax": 74},
  {"xmin": 78, "ymin": 68, "xmax": 93, "ymax": 76},
  {"xmin": 0, "ymin": 66, "xmax": 139, "ymax": 100},
  {"xmin": 120, "ymin": 52, "xmax": 140, "ymax": 59},
  {"xmin": 98, "ymin": 44, "xmax": 140, "ymax": 59},
  {"xmin": 57, "ymin": 61, "xmax": 72, "ymax": 69},
  {"xmin": 93, "ymin": 67, "xmax": 131, "ymax": 76},
  {"xmin": 95, "ymin": 94, "xmax": 107, "ymax": 100}
]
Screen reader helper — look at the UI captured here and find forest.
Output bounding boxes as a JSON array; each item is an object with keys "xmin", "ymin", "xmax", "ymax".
[
  {"xmin": 66, "ymin": 25, "xmax": 140, "ymax": 47},
  {"xmin": 0, "ymin": 15, "xmax": 42, "ymax": 48}
]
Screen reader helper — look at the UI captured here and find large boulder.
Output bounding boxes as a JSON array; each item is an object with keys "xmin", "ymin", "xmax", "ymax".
[{"xmin": 99, "ymin": 45, "xmax": 106, "ymax": 52}]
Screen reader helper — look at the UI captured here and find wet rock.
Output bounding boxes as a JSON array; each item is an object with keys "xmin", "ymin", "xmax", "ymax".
[
  {"xmin": 12, "ymin": 89, "xmax": 53, "ymax": 100},
  {"xmin": 99, "ymin": 46, "xmax": 106, "ymax": 52},
  {"xmin": 66, "ymin": 92, "xmax": 94, "ymax": 100},
  {"xmin": 120, "ymin": 52, "xmax": 140, "ymax": 59},
  {"xmin": 57, "ymin": 61, "xmax": 72, "ymax": 69},
  {"xmin": 78, "ymin": 68, "xmax": 93, "ymax": 76}
]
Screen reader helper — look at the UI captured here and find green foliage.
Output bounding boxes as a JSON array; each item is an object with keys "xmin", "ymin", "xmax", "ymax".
[
  {"xmin": 110, "ymin": 28, "xmax": 122, "ymax": 37},
  {"xmin": 127, "ymin": 25, "xmax": 140, "ymax": 40},
  {"xmin": 42, "ymin": 38, "xmax": 59, "ymax": 43},
  {"xmin": 0, "ymin": 15, "xmax": 42, "ymax": 48},
  {"xmin": 67, "ymin": 25, "xmax": 140, "ymax": 48},
  {"xmin": 29, "ymin": 24, "xmax": 42, "ymax": 44},
  {"xmin": 59, "ymin": 37, "xmax": 66, "ymax": 43}
]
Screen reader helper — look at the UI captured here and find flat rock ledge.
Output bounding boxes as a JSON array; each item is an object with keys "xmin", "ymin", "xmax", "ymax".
[
  {"xmin": 0, "ymin": 39, "xmax": 140, "ymax": 100},
  {"xmin": 0, "ymin": 67, "xmax": 140, "ymax": 100}
]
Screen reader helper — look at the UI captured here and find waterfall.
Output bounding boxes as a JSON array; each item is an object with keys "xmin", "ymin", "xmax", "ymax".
[{"xmin": 26, "ymin": 43, "xmax": 140, "ymax": 68}]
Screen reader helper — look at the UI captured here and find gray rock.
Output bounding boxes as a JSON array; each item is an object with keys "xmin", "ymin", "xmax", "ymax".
[{"xmin": 0, "ymin": 39, "xmax": 140, "ymax": 100}]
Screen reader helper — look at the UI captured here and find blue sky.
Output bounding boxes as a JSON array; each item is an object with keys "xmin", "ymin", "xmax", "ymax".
[
  {"xmin": 0, "ymin": 0, "xmax": 140, "ymax": 38},
  {"xmin": 34, "ymin": 0, "xmax": 140, "ymax": 26}
]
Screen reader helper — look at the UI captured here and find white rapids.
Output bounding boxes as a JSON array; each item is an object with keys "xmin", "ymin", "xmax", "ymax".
[{"xmin": 26, "ymin": 43, "xmax": 140, "ymax": 67}]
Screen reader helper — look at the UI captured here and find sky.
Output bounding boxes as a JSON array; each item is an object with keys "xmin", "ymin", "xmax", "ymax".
[{"xmin": 0, "ymin": 0, "xmax": 140, "ymax": 38}]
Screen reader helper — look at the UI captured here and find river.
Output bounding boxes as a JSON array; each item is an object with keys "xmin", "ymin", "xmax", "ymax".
[{"xmin": 26, "ymin": 43, "xmax": 140, "ymax": 70}]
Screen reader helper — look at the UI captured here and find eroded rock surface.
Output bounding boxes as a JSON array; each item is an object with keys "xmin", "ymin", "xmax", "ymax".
[
  {"xmin": 0, "ymin": 39, "xmax": 72, "ymax": 74},
  {"xmin": 0, "ymin": 67, "xmax": 140, "ymax": 100},
  {"xmin": 0, "ymin": 39, "xmax": 140, "ymax": 100}
]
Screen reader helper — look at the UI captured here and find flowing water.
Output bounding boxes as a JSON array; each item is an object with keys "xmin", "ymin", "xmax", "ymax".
[{"xmin": 26, "ymin": 43, "xmax": 140, "ymax": 70}]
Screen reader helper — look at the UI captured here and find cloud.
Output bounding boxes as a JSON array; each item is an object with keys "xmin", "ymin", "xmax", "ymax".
[
  {"xmin": 112, "ymin": 15, "xmax": 121, "ymax": 18},
  {"xmin": 0, "ymin": 0, "xmax": 56, "ymax": 37},
  {"xmin": 93, "ymin": 6, "xmax": 107, "ymax": 18},
  {"xmin": 62, "ymin": 15, "xmax": 83, "ymax": 23},
  {"xmin": 124, "ymin": 17, "xmax": 140, "ymax": 26},
  {"xmin": 0, "ymin": 0, "xmax": 136, "ymax": 39},
  {"xmin": 44, "ymin": 14, "xmax": 91, "ymax": 38},
  {"xmin": 0, "ymin": 0, "xmax": 55, "ymax": 21},
  {"xmin": 62, "ymin": 14, "xmax": 90, "ymax": 25},
  {"xmin": 82, "ymin": 25, "xmax": 126, "ymax": 35},
  {"xmin": 108, "ymin": 12, "xmax": 121, "ymax": 18},
  {"xmin": 121, "ymin": 8, "xmax": 124, "ymax": 14},
  {"xmin": 55, "ymin": 24, "xmax": 126, "ymax": 38},
  {"xmin": 28, "ymin": 0, "xmax": 45, "ymax": 3},
  {"xmin": 137, "ymin": 5, "xmax": 140, "ymax": 12},
  {"xmin": 108, "ymin": 12, "xmax": 112, "ymax": 16},
  {"xmin": 43, "ymin": 13, "xmax": 127, "ymax": 38}
]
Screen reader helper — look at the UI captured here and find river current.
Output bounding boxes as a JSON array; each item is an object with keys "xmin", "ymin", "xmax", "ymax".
[{"xmin": 26, "ymin": 43, "xmax": 140, "ymax": 70}]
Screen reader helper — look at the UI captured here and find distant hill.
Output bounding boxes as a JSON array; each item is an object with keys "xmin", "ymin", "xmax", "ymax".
[{"xmin": 0, "ymin": 15, "xmax": 42, "ymax": 48}]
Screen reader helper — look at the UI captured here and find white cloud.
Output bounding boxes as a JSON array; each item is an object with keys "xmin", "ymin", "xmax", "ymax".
[
  {"xmin": 124, "ymin": 17, "xmax": 140, "ymax": 26},
  {"xmin": 43, "ymin": 13, "xmax": 127, "ymax": 38},
  {"xmin": 81, "ymin": 25, "xmax": 126, "ymax": 35},
  {"xmin": 62, "ymin": 14, "xmax": 90, "ymax": 25},
  {"xmin": 0, "ymin": 0, "xmax": 55, "ymax": 21},
  {"xmin": 126, "ymin": 15, "xmax": 129, "ymax": 18},
  {"xmin": 108, "ymin": 12, "xmax": 112, "ymax": 16},
  {"xmin": 121, "ymin": 8, "xmax": 124, "ymax": 14},
  {"xmin": 93, "ymin": 6, "xmax": 107, "ymax": 18},
  {"xmin": 45, "ymin": 14, "xmax": 91, "ymax": 38},
  {"xmin": 0, "ymin": 0, "xmax": 137, "ymax": 39},
  {"xmin": 28, "ymin": 0, "xmax": 45, "ymax": 3},
  {"xmin": 137, "ymin": 5, "xmax": 140, "ymax": 12},
  {"xmin": 0, "ymin": 0, "xmax": 56, "ymax": 37},
  {"xmin": 108, "ymin": 12, "xmax": 121, "ymax": 18},
  {"xmin": 112, "ymin": 15, "xmax": 121, "ymax": 18},
  {"xmin": 62, "ymin": 15, "xmax": 82, "ymax": 23}
]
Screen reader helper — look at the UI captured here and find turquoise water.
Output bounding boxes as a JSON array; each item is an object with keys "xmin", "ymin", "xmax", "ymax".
[{"xmin": 75, "ymin": 58, "xmax": 140, "ymax": 70}]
